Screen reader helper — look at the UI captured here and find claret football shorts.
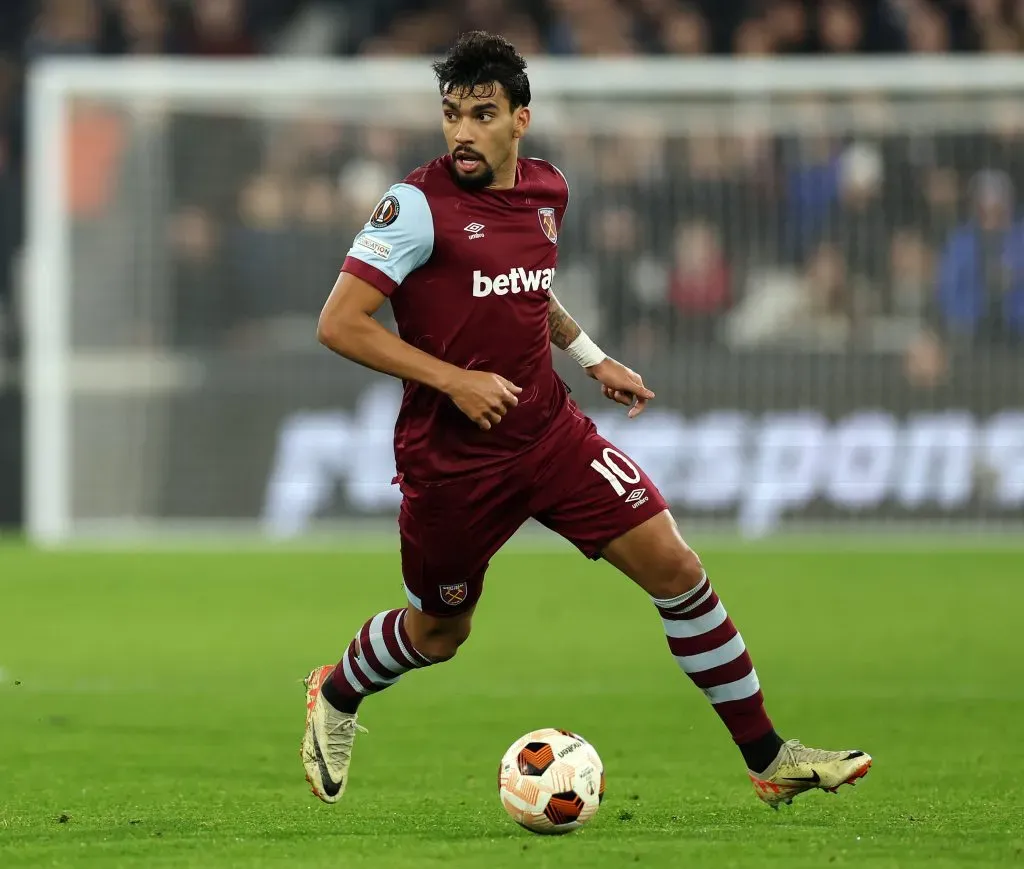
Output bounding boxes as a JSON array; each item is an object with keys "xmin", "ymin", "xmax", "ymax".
[{"xmin": 398, "ymin": 413, "xmax": 668, "ymax": 616}]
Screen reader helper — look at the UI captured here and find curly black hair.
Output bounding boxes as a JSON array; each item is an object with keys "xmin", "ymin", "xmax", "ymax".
[{"xmin": 431, "ymin": 31, "xmax": 531, "ymax": 110}]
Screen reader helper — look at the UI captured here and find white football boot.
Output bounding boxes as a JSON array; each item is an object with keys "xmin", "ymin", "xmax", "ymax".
[
  {"xmin": 749, "ymin": 739, "xmax": 872, "ymax": 809},
  {"xmin": 300, "ymin": 665, "xmax": 366, "ymax": 804}
]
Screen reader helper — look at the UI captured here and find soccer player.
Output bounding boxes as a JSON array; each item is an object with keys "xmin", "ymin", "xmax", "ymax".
[{"xmin": 303, "ymin": 31, "xmax": 871, "ymax": 810}]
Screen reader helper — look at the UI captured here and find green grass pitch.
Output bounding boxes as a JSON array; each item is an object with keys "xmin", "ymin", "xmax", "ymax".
[{"xmin": 1, "ymin": 541, "xmax": 1022, "ymax": 868}]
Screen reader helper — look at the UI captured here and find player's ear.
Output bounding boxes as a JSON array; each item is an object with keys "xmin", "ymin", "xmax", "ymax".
[{"xmin": 513, "ymin": 106, "xmax": 531, "ymax": 139}]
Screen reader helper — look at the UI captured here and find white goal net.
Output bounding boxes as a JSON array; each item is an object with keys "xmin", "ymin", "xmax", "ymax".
[{"xmin": 25, "ymin": 57, "xmax": 1024, "ymax": 543}]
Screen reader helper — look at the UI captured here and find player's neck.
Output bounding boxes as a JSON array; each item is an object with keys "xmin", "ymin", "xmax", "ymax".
[{"xmin": 487, "ymin": 154, "xmax": 520, "ymax": 191}]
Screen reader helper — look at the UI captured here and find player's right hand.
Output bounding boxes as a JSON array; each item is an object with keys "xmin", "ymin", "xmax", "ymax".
[{"xmin": 448, "ymin": 371, "xmax": 522, "ymax": 431}]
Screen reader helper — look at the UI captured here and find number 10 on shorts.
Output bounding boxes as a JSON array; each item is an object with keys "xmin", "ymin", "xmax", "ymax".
[{"xmin": 590, "ymin": 448, "xmax": 642, "ymax": 498}]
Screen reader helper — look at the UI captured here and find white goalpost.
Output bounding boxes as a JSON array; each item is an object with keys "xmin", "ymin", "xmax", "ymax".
[{"xmin": 24, "ymin": 56, "xmax": 1024, "ymax": 545}]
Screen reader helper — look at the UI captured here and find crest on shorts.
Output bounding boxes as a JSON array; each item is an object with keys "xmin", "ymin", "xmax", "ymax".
[
  {"xmin": 439, "ymin": 583, "xmax": 468, "ymax": 606},
  {"xmin": 538, "ymin": 207, "xmax": 558, "ymax": 243}
]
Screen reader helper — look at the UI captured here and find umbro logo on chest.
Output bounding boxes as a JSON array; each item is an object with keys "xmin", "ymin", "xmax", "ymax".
[{"xmin": 464, "ymin": 222, "xmax": 485, "ymax": 240}]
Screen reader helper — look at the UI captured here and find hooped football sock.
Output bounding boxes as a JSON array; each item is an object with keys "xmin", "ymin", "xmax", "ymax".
[
  {"xmin": 652, "ymin": 574, "xmax": 777, "ymax": 761},
  {"xmin": 323, "ymin": 609, "xmax": 433, "ymax": 711}
]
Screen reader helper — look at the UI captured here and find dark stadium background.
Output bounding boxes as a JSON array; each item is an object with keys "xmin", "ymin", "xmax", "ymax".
[{"xmin": 2, "ymin": 0, "xmax": 1024, "ymax": 528}]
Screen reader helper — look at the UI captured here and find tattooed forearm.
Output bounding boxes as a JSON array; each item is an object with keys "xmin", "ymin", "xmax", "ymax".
[{"xmin": 547, "ymin": 292, "xmax": 582, "ymax": 351}]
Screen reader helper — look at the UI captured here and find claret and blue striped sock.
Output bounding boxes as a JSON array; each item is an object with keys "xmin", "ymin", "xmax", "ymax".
[
  {"xmin": 320, "ymin": 608, "xmax": 433, "ymax": 714},
  {"xmin": 652, "ymin": 574, "xmax": 783, "ymax": 773}
]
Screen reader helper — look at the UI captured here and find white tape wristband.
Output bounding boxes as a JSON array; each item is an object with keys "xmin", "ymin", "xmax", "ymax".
[{"xmin": 565, "ymin": 332, "xmax": 607, "ymax": 369}]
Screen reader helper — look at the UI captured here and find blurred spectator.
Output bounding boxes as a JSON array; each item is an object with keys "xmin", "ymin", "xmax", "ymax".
[
  {"xmin": 781, "ymin": 107, "xmax": 842, "ymax": 262},
  {"xmin": 544, "ymin": 0, "xmax": 639, "ymax": 55},
  {"xmin": 817, "ymin": 0, "xmax": 863, "ymax": 53},
  {"xmin": 293, "ymin": 174, "xmax": 346, "ymax": 315},
  {"xmin": 733, "ymin": 16, "xmax": 776, "ymax": 56},
  {"xmin": 724, "ymin": 242, "xmax": 854, "ymax": 349},
  {"xmin": 983, "ymin": 101, "xmax": 1024, "ymax": 197},
  {"xmin": 169, "ymin": 206, "xmax": 228, "ymax": 347},
  {"xmin": 25, "ymin": 0, "xmax": 101, "ymax": 58},
  {"xmin": 223, "ymin": 167, "xmax": 349, "ymax": 349},
  {"xmin": 666, "ymin": 220, "xmax": 731, "ymax": 342},
  {"xmin": 584, "ymin": 204, "xmax": 658, "ymax": 345},
  {"xmin": 921, "ymin": 166, "xmax": 962, "ymax": 248},
  {"xmin": 457, "ymin": 0, "xmax": 543, "ymax": 56},
  {"xmin": 904, "ymin": 1, "xmax": 951, "ymax": 53},
  {"xmin": 115, "ymin": 0, "xmax": 181, "ymax": 55},
  {"xmin": 822, "ymin": 143, "xmax": 889, "ymax": 292},
  {"xmin": 934, "ymin": 170, "xmax": 1024, "ymax": 345},
  {"xmin": 967, "ymin": 0, "xmax": 1003, "ymax": 28},
  {"xmin": 266, "ymin": 115, "xmax": 345, "ymax": 178},
  {"xmin": 765, "ymin": 0, "xmax": 810, "ymax": 53},
  {"xmin": 904, "ymin": 328, "xmax": 948, "ymax": 387},
  {"xmin": 225, "ymin": 172, "xmax": 294, "ymax": 346},
  {"xmin": 185, "ymin": 0, "xmax": 256, "ymax": 56},
  {"xmin": 660, "ymin": 5, "xmax": 710, "ymax": 55},
  {"xmin": 888, "ymin": 228, "xmax": 934, "ymax": 324},
  {"xmin": 675, "ymin": 137, "xmax": 748, "ymax": 251},
  {"xmin": 802, "ymin": 242, "xmax": 856, "ymax": 340}
]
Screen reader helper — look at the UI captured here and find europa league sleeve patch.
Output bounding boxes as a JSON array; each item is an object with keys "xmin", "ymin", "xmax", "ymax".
[{"xmin": 370, "ymin": 194, "xmax": 401, "ymax": 228}]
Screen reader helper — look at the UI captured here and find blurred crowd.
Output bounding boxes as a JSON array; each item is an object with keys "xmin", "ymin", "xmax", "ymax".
[
  {"xmin": 3, "ymin": 1, "xmax": 1024, "ymax": 382},
  {"xmin": 154, "ymin": 98, "xmax": 1024, "ymax": 383},
  {"xmin": 357, "ymin": 0, "xmax": 1024, "ymax": 56}
]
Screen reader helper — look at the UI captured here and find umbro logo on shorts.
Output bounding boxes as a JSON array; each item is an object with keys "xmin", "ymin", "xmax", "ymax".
[{"xmin": 626, "ymin": 488, "xmax": 649, "ymax": 509}]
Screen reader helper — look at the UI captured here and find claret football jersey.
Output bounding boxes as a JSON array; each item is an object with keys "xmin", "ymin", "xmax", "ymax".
[{"xmin": 341, "ymin": 155, "xmax": 577, "ymax": 482}]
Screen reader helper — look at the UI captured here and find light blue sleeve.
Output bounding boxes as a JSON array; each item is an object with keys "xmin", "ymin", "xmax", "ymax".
[{"xmin": 343, "ymin": 183, "xmax": 434, "ymax": 289}]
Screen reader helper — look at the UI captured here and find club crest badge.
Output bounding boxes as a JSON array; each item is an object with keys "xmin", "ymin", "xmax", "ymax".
[
  {"xmin": 439, "ymin": 583, "xmax": 469, "ymax": 606},
  {"xmin": 538, "ymin": 207, "xmax": 558, "ymax": 243}
]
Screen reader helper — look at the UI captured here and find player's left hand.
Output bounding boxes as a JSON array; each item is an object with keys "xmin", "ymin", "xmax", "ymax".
[{"xmin": 586, "ymin": 358, "xmax": 654, "ymax": 419}]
